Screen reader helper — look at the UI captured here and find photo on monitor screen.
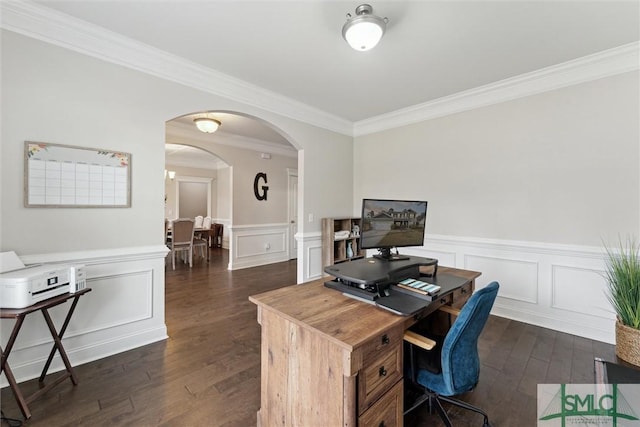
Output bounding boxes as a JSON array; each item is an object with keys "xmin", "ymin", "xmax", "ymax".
[{"xmin": 360, "ymin": 199, "xmax": 428, "ymax": 253}]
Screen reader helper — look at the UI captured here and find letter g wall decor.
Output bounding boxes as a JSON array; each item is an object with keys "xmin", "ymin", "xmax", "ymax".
[{"xmin": 254, "ymin": 172, "xmax": 269, "ymax": 201}]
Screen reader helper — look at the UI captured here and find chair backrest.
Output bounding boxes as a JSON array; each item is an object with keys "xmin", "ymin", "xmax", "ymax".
[
  {"xmin": 203, "ymin": 216, "xmax": 212, "ymax": 229},
  {"xmin": 171, "ymin": 218, "xmax": 195, "ymax": 247},
  {"xmin": 194, "ymin": 215, "xmax": 204, "ymax": 229},
  {"xmin": 440, "ymin": 281, "xmax": 499, "ymax": 395}
]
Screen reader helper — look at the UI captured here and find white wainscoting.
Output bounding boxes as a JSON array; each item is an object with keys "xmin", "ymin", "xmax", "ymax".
[
  {"xmin": 229, "ymin": 223, "xmax": 291, "ymax": 270},
  {"xmin": 0, "ymin": 245, "xmax": 169, "ymax": 387},
  {"xmin": 296, "ymin": 231, "xmax": 323, "ymax": 283},
  {"xmin": 247, "ymin": 228, "xmax": 615, "ymax": 343},
  {"xmin": 399, "ymin": 234, "xmax": 615, "ymax": 344}
]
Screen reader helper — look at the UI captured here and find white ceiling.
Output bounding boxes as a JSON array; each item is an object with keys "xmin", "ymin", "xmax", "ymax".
[{"xmin": 31, "ymin": 1, "xmax": 640, "ymax": 124}]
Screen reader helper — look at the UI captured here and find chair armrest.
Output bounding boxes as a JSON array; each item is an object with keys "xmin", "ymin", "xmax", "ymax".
[
  {"xmin": 438, "ymin": 305, "xmax": 461, "ymax": 316},
  {"xmin": 404, "ymin": 330, "xmax": 436, "ymax": 351}
]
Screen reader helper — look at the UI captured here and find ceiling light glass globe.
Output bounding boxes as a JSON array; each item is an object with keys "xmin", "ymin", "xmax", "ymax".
[{"xmin": 345, "ymin": 21, "xmax": 384, "ymax": 51}]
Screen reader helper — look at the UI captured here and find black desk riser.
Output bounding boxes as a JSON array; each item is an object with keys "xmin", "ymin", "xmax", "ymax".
[{"xmin": 324, "ymin": 256, "xmax": 469, "ymax": 316}]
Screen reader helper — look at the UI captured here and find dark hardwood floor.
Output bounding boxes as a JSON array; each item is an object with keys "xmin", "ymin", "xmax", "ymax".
[{"xmin": 1, "ymin": 249, "xmax": 617, "ymax": 426}]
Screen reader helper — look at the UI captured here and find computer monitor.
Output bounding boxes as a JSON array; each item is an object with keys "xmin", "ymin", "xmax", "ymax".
[{"xmin": 360, "ymin": 198, "xmax": 428, "ymax": 261}]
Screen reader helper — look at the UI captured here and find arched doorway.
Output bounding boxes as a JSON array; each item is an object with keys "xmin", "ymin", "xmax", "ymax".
[{"xmin": 165, "ymin": 111, "xmax": 299, "ymax": 270}]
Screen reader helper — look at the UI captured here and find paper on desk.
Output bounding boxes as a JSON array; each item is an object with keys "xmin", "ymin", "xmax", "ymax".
[{"xmin": 0, "ymin": 251, "xmax": 26, "ymax": 273}]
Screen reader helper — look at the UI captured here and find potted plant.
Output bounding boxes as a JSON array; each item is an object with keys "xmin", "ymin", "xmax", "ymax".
[{"xmin": 604, "ymin": 237, "xmax": 640, "ymax": 367}]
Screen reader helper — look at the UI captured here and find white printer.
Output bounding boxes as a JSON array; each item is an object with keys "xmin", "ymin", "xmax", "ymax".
[{"xmin": 0, "ymin": 252, "xmax": 87, "ymax": 309}]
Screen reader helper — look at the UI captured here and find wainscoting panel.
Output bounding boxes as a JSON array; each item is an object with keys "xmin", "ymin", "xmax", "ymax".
[
  {"xmin": 297, "ymin": 231, "xmax": 322, "ymax": 283},
  {"xmin": 360, "ymin": 235, "xmax": 614, "ymax": 344},
  {"xmin": 229, "ymin": 223, "xmax": 290, "ymax": 270},
  {"xmin": 0, "ymin": 245, "xmax": 168, "ymax": 387},
  {"xmin": 551, "ymin": 264, "xmax": 612, "ymax": 319},
  {"xmin": 306, "ymin": 245, "xmax": 323, "ymax": 281},
  {"xmin": 416, "ymin": 235, "xmax": 613, "ymax": 343},
  {"xmin": 281, "ymin": 230, "xmax": 614, "ymax": 343},
  {"xmin": 465, "ymin": 255, "xmax": 539, "ymax": 304}
]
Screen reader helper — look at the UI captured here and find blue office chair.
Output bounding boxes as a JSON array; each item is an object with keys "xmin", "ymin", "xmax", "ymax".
[{"xmin": 404, "ymin": 281, "xmax": 500, "ymax": 427}]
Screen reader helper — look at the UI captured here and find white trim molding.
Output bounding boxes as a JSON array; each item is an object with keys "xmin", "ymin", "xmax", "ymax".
[
  {"xmin": 354, "ymin": 41, "xmax": 640, "ymax": 136},
  {"xmin": 0, "ymin": 246, "xmax": 169, "ymax": 387}
]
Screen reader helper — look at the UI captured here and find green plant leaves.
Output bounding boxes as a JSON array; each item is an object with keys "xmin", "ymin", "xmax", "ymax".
[{"xmin": 604, "ymin": 237, "xmax": 640, "ymax": 330}]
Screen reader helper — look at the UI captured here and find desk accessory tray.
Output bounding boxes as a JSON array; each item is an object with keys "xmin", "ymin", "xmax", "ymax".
[{"xmin": 395, "ymin": 278, "xmax": 441, "ymax": 300}]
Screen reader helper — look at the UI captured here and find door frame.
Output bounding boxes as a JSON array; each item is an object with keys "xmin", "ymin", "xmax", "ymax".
[{"xmin": 287, "ymin": 168, "xmax": 298, "ymax": 260}]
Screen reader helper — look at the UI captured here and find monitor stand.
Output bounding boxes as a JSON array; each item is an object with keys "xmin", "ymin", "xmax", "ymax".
[{"xmin": 373, "ymin": 248, "xmax": 410, "ymax": 261}]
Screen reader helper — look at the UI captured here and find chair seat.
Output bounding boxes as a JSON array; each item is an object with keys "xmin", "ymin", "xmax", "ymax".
[{"xmin": 416, "ymin": 369, "xmax": 449, "ymax": 395}]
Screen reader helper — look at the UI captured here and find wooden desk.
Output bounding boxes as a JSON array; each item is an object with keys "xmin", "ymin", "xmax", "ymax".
[
  {"xmin": 249, "ymin": 267, "xmax": 480, "ymax": 427},
  {"xmin": 0, "ymin": 288, "xmax": 91, "ymax": 419}
]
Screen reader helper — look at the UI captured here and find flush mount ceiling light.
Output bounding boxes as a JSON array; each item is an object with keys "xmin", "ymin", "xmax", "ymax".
[
  {"xmin": 194, "ymin": 117, "xmax": 221, "ymax": 133},
  {"xmin": 342, "ymin": 4, "xmax": 388, "ymax": 51}
]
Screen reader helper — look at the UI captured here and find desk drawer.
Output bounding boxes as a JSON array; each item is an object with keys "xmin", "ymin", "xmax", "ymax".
[
  {"xmin": 358, "ymin": 379, "xmax": 403, "ymax": 427},
  {"xmin": 451, "ymin": 282, "xmax": 473, "ymax": 308},
  {"xmin": 358, "ymin": 341, "xmax": 402, "ymax": 414},
  {"xmin": 361, "ymin": 326, "xmax": 403, "ymax": 367}
]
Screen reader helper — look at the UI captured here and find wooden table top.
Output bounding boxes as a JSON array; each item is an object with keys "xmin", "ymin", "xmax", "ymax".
[
  {"xmin": 0, "ymin": 288, "xmax": 92, "ymax": 318},
  {"xmin": 249, "ymin": 266, "xmax": 480, "ymax": 352}
]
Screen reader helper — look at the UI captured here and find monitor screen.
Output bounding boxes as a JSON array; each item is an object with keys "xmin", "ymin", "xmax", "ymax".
[{"xmin": 360, "ymin": 199, "xmax": 428, "ymax": 260}]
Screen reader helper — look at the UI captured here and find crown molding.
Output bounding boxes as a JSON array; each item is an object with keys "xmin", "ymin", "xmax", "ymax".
[
  {"xmin": 0, "ymin": 1, "xmax": 353, "ymax": 136},
  {"xmin": 354, "ymin": 41, "xmax": 640, "ymax": 136},
  {"xmin": 3, "ymin": 1, "xmax": 638, "ymax": 140},
  {"xmin": 166, "ymin": 121, "xmax": 298, "ymax": 158}
]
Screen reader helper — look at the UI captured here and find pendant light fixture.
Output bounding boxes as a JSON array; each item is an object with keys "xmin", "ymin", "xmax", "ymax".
[
  {"xmin": 342, "ymin": 4, "xmax": 388, "ymax": 51},
  {"xmin": 194, "ymin": 117, "xmax": 221, "ymax": 133}
]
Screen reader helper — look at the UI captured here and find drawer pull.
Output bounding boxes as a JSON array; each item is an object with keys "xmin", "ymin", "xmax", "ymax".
[
  {"xmin": 379, "ymin": 422, "xmax": 385, "ymax": 427},
  {"xmin": 381, "ymin": 334, "xmax": 390, "ymax": 345},
  {"xmin": 440, "ymin": 298, "xmax": 447, "ymax": 304},
  {"xmin": 461, "ymin": 287, "xmax": 469, "ymax": 294},
  {"xmin": 379, "ymin": 366, "xmax": 387, "ymax": 377}
]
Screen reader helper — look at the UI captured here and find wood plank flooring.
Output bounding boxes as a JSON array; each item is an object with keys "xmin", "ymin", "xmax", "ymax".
[{"xmin": 1, "ymin": 249, "xmax": 618, "ymax": 426}]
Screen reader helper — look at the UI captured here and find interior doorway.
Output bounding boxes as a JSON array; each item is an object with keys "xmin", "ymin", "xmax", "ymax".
[{"xmin": 166, "ymin": 111, "xmax": 299, "ymax": 272}]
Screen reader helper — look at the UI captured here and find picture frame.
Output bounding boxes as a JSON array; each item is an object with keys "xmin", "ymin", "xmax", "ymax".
[{"xmin": 24, "ymin": 141, "xmax": 131, "ymax": 208}]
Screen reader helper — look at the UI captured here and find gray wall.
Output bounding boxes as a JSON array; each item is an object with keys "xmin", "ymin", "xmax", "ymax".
[
  {"xmin": 354, "ymin": 71, "xmax": 640, "ymax": 247},
  {"xmin": 1, "ymin": 30, "xmax": 353, "ymax": 257}
]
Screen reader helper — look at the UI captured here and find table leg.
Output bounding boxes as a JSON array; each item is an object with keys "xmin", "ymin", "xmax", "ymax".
[
  {"xmin": 39, "ymin": 296, "xmax": 80, "ymax": 384},
  {"xmin": 0, "ymin": 317, "xmax": 32, "ymax": 419},
  {"xmin": 38, "ymin": 304, "xmax": 78, "ymax": 385}
]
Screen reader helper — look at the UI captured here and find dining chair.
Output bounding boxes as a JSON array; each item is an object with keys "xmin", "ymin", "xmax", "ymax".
[
  {"xmin": 169, "ymin": 218, "xmax": 195, "ymax": 270},
  {"xmin": 203, "ymin": 216, "xmax": 212, "ymax": 230},
  {"xmin": 192, "ymin": 233, "xmax": 208, "ymax": 262}
]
